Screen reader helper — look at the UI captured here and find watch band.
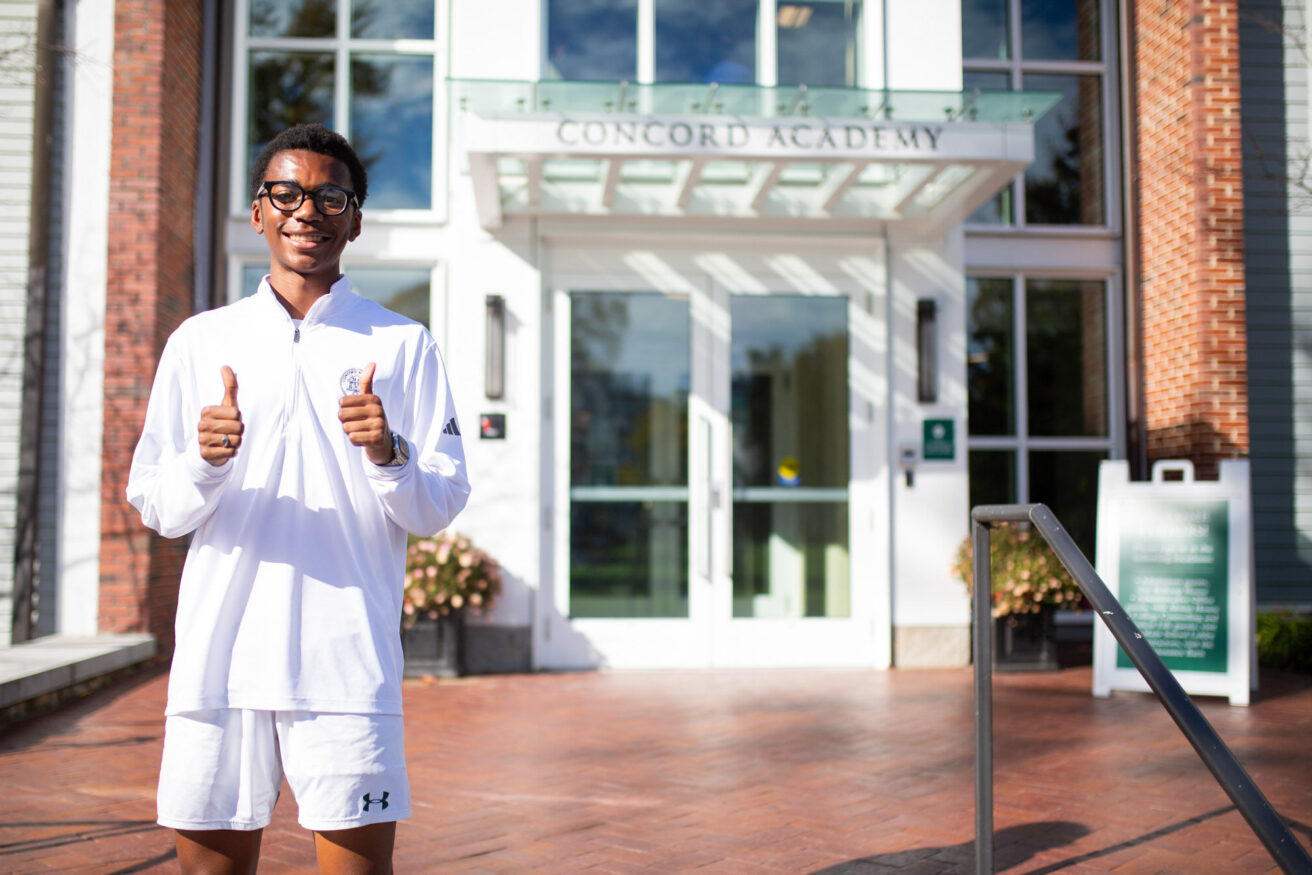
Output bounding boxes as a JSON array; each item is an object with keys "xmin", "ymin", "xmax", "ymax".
[{"xmin": 382, "ymin": 431, "xmax": 409, "ymax": 467}]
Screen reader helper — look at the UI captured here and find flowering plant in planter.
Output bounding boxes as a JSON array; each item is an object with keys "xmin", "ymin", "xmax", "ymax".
[
  {"xmin": 951, "ymin": 523, "xmax": 1084, "ymax": 620},
  {"xmin": 402, "ymin": 531, "xmax": 502, "ymax": 628}
]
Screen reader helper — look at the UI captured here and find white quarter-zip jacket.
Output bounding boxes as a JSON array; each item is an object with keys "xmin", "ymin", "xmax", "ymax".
[{"xmin": 127, "ymin": 276, "xmax": 470, "ymax": 716}]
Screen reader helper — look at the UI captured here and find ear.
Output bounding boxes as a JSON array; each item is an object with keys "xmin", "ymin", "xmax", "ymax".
[
  {"xmin": 348, "ymin": 207, "xmax": 362, "ymax": 242},
  {"xmin": 251, "ymin": 198, "xmax": 264, "ymax": 235}
]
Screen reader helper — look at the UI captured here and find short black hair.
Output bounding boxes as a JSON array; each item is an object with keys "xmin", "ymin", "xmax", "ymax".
[{"xmin": 249, "ymin": 123, "xmax": 368, "ymax": 207}]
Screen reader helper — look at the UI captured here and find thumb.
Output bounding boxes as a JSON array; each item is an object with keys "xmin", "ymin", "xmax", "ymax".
[
  {"xmin": 221, "ymin": 365, "xmax": 238, "ymax": 408},
  {"xmin": 359, "ymin": 362, "xmax": 376, "ymax": 396}
]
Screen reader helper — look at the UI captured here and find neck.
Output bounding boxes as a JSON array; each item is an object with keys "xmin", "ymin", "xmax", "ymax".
[{"xmin": 267, "ymin": 269, "xmax": 340, "ymax": 319}]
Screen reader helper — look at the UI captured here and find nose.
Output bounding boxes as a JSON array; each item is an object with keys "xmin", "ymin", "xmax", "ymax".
[{"xmin": 292, "ymin": 192, "xmax": 321, "ymax": 220}]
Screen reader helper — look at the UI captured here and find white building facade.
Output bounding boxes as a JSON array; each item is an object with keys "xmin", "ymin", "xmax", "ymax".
[
  {"xmin": 215, "ymin": 0, "xmax": 1124, "ymax": 670},
  {"xmin": 8, "ymin": 0, "xmax": 1165, "ymax": 672}
]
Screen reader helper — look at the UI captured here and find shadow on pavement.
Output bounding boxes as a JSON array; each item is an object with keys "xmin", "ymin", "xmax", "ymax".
[{"xmin": 810, "ymin": 821, "xmax": 1090, "ymax": 874}]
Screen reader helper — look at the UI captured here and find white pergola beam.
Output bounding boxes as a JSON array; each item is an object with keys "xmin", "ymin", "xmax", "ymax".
[
  {"xmin": 819, "ymin": 161, "xmax": 868, "ymax": 214},
  {"xmin": 676, "ymin": 158, "xmax": 706, "ymax": 210},
  {"xmin": 748, "ymin": 161, "xmax": 786, "ymax": 212}
]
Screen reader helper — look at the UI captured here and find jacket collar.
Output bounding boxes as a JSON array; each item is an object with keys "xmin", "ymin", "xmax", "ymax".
[{"xmin": 255, "ymin": 274, "xmax": 360, "ymax": 327}]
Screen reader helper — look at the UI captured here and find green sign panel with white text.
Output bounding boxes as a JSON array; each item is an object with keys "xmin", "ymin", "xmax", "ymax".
[
  {"xmin": 1114, "ymin": 499, "xmax": 1229, "ymax": 673},
  {"xmin": 922, "ymin": 419, "xmax": 954, "ymax": 461}
]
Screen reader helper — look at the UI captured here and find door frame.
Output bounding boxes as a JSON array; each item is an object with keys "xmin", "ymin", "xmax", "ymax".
[{"xmin": 540, "ymin": 266, "xmax": 887, "ymax": 670}]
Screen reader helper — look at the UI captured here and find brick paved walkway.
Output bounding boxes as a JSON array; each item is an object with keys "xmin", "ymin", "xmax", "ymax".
[{"xmin": 1, "ymin": 666, "xmax": 1309, "ymax": 873}]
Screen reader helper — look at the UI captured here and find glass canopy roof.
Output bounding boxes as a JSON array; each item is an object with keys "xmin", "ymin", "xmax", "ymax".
[{"xmin": 452, "ymin": 79, "xmax": 1059, "ymax": 231}]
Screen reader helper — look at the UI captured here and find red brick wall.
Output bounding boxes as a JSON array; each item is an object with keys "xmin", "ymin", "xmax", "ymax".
[
  {"xmin": 99, "ymin": 0, "xmax": 203, "ymax": 658},
  {"xmin": 1135, "ymin": 0, "xmax": 1248, "ymax": 478}
]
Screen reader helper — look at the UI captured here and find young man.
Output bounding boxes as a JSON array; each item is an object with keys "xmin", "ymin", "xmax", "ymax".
[{"xmin": 127, "ymin": 123, "xmax": 469, "ymax": 873}]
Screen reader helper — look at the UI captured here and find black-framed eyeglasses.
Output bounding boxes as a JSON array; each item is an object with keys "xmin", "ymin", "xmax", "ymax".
[{"xmin": 258, "ymin": 180, "xmax": 358, "ymax": 216}]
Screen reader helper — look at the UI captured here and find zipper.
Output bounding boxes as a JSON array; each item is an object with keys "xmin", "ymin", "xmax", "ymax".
[{"xmin": 288, "ymin": 321, "xmax": 302, "ymax": 422}]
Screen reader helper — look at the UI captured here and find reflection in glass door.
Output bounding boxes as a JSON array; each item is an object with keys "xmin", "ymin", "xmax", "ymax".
[
  {"xmin": 564, "ymin": 288, "xmax": 860, "ymax": 667},
  {"xmin": 731, "ymin": 296, "xmax": 850, "ymax": 619},
  {"xmin": 569, "ymin": 293, "xmax": 689, "ymax": 618}
]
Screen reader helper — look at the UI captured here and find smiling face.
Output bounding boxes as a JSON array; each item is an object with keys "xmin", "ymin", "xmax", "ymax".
[{"xmin": 251, "ymin": 149, "xmax": 362, "ymax": 295}]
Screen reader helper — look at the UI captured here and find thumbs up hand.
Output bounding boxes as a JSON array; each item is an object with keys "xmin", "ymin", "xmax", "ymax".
[
  {"xmin": 339, "ymin": 362, "xmax": 394, "ymax": 465},
  {"xmin": 199, "ymin": 366, "xmax": 243, "ymax": 466}
]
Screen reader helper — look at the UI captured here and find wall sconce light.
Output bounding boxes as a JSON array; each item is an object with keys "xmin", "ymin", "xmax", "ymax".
[
  {"xmin": 916, "ymin": 298, "xmax": 937, "ymax": 404},
  {"xmin": 485, "ymin": 294, "xmax": 505, "ymax": 400}
]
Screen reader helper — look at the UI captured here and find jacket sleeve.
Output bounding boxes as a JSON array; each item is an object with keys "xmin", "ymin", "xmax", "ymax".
[
  {"xmin": 363, "ymin": 334, "xmax": 471, "ymax": 536},
  {"xmin": 126, "ymin": 331, "xmax": 235, "ymax": 538}
]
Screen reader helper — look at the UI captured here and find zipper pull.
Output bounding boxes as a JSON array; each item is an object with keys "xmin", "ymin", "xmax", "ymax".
[{"xmin": 293, "ymin": 326, "xmax": 301, "ymax": 343}]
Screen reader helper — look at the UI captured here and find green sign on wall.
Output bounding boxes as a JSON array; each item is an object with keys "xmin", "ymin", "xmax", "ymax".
[
  {"xmin": 922, "ymin": 418, "xmax": 954, "ymax": 461},
  {"xmin": 1114, "ymin": 499, "xmax": 1229, "ymax": 673}
]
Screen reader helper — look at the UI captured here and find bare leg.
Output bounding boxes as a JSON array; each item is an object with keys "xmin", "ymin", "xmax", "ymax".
[
  {"xmin": 313, "ymin": 821, "xmax": 396, "ymax": 874},
  {"xmin": 175, "ymin": 829, "xmax": 262, "ymax": 875}
]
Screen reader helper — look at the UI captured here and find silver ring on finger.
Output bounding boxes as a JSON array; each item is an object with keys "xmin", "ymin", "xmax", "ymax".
[{"xmin": 222, "ymin": 434, "xmax": 231, "ymax": 449}]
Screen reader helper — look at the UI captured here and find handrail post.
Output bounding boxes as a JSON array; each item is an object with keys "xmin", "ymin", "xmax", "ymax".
[
  {"xmin": 969, "ymin": 503, "xmax": 1312, "ymax": 874},
  {"xmin": 972, "ymin": 517, "xmax": 994, "ymax": 875}
]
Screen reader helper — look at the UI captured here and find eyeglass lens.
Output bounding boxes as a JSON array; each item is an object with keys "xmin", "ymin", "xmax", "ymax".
[{"xmin": 265, "ymin": 182, "xmax": 352, "ymax": 215}]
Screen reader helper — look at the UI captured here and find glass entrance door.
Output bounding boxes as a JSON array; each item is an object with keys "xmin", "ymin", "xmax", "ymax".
[
  {"xmin": 560, "ymin": 287, "xmax": 872, "ymax": 668},
  {"xmin": 730, "ymin": 295, "xmax": 850, "ymax": 620}
]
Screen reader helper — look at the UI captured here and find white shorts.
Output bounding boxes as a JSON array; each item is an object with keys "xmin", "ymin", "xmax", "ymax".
[{"xmin": 157, "ymin": 709, "xmax": 410, "ymax": 832}]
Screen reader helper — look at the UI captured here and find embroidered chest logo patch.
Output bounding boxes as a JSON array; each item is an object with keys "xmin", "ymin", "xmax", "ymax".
[{"xmin": 339, "ymin": 367, "xmax": 363, "ymax": 396}]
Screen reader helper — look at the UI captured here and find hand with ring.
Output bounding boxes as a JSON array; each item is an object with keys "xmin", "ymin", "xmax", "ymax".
[{"xmin": 199, "ymin": 366, "xmax": 243, "ymax": 466}]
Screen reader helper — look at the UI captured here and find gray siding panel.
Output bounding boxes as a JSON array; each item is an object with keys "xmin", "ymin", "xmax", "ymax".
[
  {"xmin": 1241, "ymin": 0, "xmax": 1312, "ymax": 605},
  {"xmin": 0, "ymin": 1, "xmax": 39, "ymax": 647}
]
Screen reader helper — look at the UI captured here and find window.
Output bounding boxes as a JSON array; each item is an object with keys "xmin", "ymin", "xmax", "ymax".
[
  {"xmin": 962, "ymin": 0, "xmax": 1110, "ymax": 227},
  {"xmin": 242, "ymin": 0, "xmax": 437, "ymax": 211},
  {"xmin": 966, "ymin": 275, "xmax": 1112, "ymax": 552},
  {"xmin": 241, "ymin": 263, "xmax": 433, "ymax": 327},
  {"xmin": 777, "ymin": 1, "xmax": 861, "ymax": 87},
  {"xmin": 544, "ymin": 0, "xmax": 862, "ymax": 86}
]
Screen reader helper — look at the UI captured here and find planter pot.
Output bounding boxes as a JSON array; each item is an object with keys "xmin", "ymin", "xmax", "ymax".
[
  {"xmin": 401, "ymin": 613, "xmax": 464, "ymax": 677},
  {"xmin": 993, "ymin": 609, "xmax": 1059, "ymax": 672}
]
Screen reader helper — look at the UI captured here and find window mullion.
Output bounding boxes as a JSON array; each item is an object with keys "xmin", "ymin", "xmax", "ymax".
[
  {"xmin": 336, "ymin": 0, "xmax": 350, "ymax": 138},
  {"xmin": 1014, "ymin": 274, "xmax": 1029, "ymax": 501},
  {"xmin": 637, "ymin": 0, "xmax": 655, "ymax": 83},
  {"xmin": 758, "ymin": 0, "xmax": 778, "ymax": 87}
]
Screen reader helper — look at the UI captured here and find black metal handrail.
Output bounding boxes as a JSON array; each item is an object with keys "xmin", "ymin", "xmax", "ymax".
[{"xmin": 971, "ymin": 503, "xmax": 1312, "ymax": 875}]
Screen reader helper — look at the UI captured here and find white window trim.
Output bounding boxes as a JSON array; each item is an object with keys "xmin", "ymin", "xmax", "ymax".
[
  {"xmin": 964, "ymin": 268, "xmax": 1125, "ymax": 503},
  {"xmin": 229, "ymin": 0, "xmax": 447, "ymax": 224},
  {"xmin": 962, "ymin": 0, "xmax": 1121, "ymax": 234}
]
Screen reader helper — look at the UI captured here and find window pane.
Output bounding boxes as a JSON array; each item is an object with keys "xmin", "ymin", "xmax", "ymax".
[
  {"xmin": 968, "ymin": 450, "xmax": 1017, "ymax": 510},
  {"xmin": 250, "ymin": 0, "xmax": 334, "ymax": 37},
  {"xmin": 571, "ymin": 501, "xmax": 689, "ymax": 618},
  {"xmin": 351, "ymin": 0, "xmax": 434, "ymax": 39},
  {"xmin": 1021, "ymin": 0, "xmax": 1100, "ymax": 61},
  {"xmin": 241, "ymin": 265, "xmax": 266, "ymax": 298},
  {"xmin": 346, "ymin": 266, "xmax": 431, "ymax": 327},
  {"xmin": 1029, "ymin": 450, "xmax": 1104, "ymax": 555},
  {"xmin": 547, "ymin": 0, "xmax": 638, "ymax": 81},
  {"xmin": 964, "ymin": 71, "xmax": 1012, "ymax": 224},
  {"xmin": 571, "ymin": 293, "xmax": 689, "ymax": 487},
  {"xmin": 967, "ymin": 277, "xmax": 1015, "ymax": 436},
  {"xmin": 351, "ymin": 55, "xmax": 433, "ymax": 210},
  {"xmin": 656, "ymin": 0, "xmax": 757, "ymax": 84},
  {"xmin": 778, "ymin": 1, "xmax": 861, "ymax": 87},
  {"xmin": 733, "ymin": 501, "xmax": 848, "ymax": 618},
  {"xmin": 732, "ymin": 295, "xmax": 848, "ymax": 488},
  {"xmin": 962, "ymin": 0, "xmax": 1008, "ymax": 60},
  {"xmin": 1024, "ymin": 73, "xmax": 1104, "ymax": 225},
  {"xmin": 248, "ymin": 52, "xmax": 335, "ymax": 189},
  {"xmin": 1026, "ymin": 279, "xmax": 1107, "ymax": 437}
]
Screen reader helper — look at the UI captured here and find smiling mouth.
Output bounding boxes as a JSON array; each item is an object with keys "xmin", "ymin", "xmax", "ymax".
[{"xmin": 284, "ymin": 231, "xmax": 330, "ymax": 249}]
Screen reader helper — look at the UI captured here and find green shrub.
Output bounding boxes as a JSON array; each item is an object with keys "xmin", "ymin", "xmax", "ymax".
[{"xmin": 1256, "ymin": 610, "xmax": 1312, "ymax": 672}]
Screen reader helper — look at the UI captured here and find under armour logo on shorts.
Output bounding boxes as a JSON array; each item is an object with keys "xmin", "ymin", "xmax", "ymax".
[{"xmin": 362, "ymin": 791, "xmax": 390, "ymax": 812}]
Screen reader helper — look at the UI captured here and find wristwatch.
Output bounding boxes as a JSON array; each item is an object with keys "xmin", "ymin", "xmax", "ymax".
[{"xmin": 382, "ymin": 431, "xmax": 409, "ymax": 467}]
